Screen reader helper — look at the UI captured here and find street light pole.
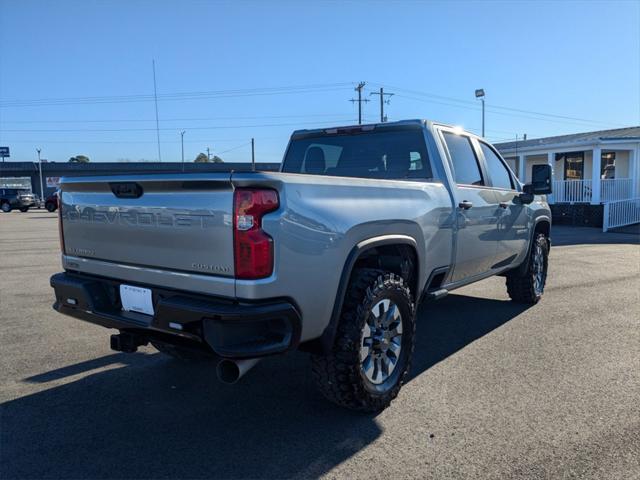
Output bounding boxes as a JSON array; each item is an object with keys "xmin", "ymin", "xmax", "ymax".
[
  {"xmin": 475, "ymin": 88, "xmax": 486, "ymax": 137},
  {"xmin": 36, "ymin": 148, "xmax": 44, "ymax": 202},
  {"xmin": 251, "ymin": 137, "xmax": 255, "ymax": 171},
  {"xmin": 180, "ymin": 130, "xmax": 186, "ymax": 171},
  {"xmin": 481, "ymin": 97, "xmax": 485, "ymax": 137}
]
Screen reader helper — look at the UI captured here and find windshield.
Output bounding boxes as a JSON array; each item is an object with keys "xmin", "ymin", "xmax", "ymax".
[{"xmin": 281, "ymin": 128, "xmax": 432, "ymax": 180}]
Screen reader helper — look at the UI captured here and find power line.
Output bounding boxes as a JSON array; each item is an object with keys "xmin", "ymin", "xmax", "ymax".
[
  {"xmin": 1, "ymin": 118, "xmax": 363, "ymax": 133},
  {"xmin": 0, "ymin": 112, "xmax": 363, "ymax": 124},
  {"xmin": 1, "ymin": 79, "xmax": 626, "ymax": 130},
  {"xmin": 372, "ymin": 82, "xmax": 626, "ymax": 128},
  {"xmin": 0, "ymin": 82, "xmax": 353, "ymax": 105},
  {"xmin": 0, "ymin": 82, "xmax": 355, "ymax": 108},
  {"xmin": 2, "ymin": 137, "xmax": 285, "ymax": 144},
  {"xmin": 217, "ymin": 142, "xmax": 252, "ymax": 155},
  {"xmin": 392, "ymin": 93, "xmax": 624, "ymax": 129}
]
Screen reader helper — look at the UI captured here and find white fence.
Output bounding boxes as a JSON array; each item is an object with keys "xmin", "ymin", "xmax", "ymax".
[
  {"xmin": 551, "ymin": 179, "xmax": 592, "ymax": 203},
  {"xmin": 550, "ymin": 178, "xmax": 635, "ymax": 204},
  {"xmin": 601, "ymin": 178, "xmax": 633, "ymax": 202},
  {"xmin": 603, "ymin": 198, "xmax": 640, "ymax": 232}
]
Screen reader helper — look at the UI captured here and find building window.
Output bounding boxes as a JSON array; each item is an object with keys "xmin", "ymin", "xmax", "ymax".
[
  {"xmin": 557, "ymin": 152, "xmax": 584, "ymax": 180},
  {"xmin": 601, "ymin": 152, "xmax": 616, "ymax": 179}
]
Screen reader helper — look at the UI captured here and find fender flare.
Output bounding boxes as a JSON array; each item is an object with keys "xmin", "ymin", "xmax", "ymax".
[
  {"xmin": 514, "ymin": 216, "xmax": 551, "ymax": 275},
  {"xmin": 305, "ymin": 234, "xmax": 419, "ymax": 355}
]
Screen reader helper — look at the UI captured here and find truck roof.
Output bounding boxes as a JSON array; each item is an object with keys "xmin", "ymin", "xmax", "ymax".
[{"xmin": 290, "ymin": 119, "xmax": 427, "ymax": 139}]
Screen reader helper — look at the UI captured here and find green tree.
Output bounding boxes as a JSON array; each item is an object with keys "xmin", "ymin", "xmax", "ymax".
[
  {"xmin": 194, "ymin": 153, "xmax": 224, "ymax": 163},
  {"xmin": 69, "ymin": 155, "xmax": 90, "ymax": 163}
]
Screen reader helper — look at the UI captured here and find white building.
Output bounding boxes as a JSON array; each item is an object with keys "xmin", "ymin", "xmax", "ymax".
[{"xmin": 495, "ymin": 127, "xmax": 640, "ymax": 230}]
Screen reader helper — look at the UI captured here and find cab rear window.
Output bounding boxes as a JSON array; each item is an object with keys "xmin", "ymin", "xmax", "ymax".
[{"xmin": 282, "ymin": 129, "xmax": 432, "ymax": 180}]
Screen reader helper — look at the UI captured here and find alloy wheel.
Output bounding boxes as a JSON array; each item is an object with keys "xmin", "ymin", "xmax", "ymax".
[{"xmin": 360, "ymin": 298, "xmax": 403, "ymax": 385}]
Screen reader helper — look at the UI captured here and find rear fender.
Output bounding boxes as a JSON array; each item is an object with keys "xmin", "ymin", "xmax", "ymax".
[{"xmin": 302, "ymin": 235, "xmax": 418, "ymax": 355}]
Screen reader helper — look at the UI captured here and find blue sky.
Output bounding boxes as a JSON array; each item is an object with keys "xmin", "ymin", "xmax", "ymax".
[{"xmin": 0, "ymin": 0, "xmax": 638, "ymax": 163}]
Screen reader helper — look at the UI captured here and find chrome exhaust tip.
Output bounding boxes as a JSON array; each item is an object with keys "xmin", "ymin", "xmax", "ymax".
[{"xmin": 216, "ymin": 358, "xmax": 260, "ymax": 384}]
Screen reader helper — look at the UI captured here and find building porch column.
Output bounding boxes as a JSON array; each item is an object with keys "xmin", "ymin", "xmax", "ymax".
[{"xmin": 591, "ymin": 147, "xmax": 601, "ymax": 204}]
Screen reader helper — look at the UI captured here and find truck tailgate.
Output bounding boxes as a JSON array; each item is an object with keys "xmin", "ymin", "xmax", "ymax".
[{"xmin": 60, "ymin": 174, "xmax": 235, "ymax": 277}]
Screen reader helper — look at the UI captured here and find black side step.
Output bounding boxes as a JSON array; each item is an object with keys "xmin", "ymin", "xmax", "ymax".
[{"xmin": 425, "ymin": 288, "xmax": 449, "ymax": 301}]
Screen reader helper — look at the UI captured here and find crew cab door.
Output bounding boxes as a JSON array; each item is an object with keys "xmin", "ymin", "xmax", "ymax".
[
  {"xmin": 475, "ymin": 139, "xmax": 529, "ymax": 268},
  {"xmin": 438, "ymin": 129, "xmax": 501, "ymax": 282}
]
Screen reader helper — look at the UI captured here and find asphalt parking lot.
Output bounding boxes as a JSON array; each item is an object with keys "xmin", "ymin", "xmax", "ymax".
[{"xmin": 1, "ymin": 210, "xmax": 638, "ymax": 479}]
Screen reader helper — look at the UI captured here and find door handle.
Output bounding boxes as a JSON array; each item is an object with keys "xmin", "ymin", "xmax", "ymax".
[
  {"xmin": 458, "ymin": 200, "xmax": 473, "ymax": 210},
  {"xmin": 499, "ymin": 202, "xmax": 509, "ymax": 209}
]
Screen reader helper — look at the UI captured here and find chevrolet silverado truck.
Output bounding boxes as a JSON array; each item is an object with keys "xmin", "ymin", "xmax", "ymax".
[{"xmin": 50, "ymin": 120, "xmax": 552, "ymax": 411}]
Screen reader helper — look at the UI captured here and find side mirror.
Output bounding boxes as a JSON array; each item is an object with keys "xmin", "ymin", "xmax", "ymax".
[{"xmin": 524, "ymin": 164, "xmax": 552, "ymax": 195}]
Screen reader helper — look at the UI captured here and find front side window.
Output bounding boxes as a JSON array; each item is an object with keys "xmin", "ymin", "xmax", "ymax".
[
  {"xmin": 480, "ymin": 142, "xmax": 514, "ymax": 190},
  {"xmin": 442, "ymin": 132, "xmax": 483, "ymax": 186},
  {"xmin": 282, "ymin": 129, "xmax": 432, "ymax": 180}
]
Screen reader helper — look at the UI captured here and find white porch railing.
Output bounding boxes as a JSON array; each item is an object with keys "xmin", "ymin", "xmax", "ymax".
[
  {"xmin": 603, "ymin": 198, "xmax": 640, "ymax": 232},
  {"xmin": 550, "ymin": 178, "xmax": 634, "ymax": 204},
  {"xmin": 601, "ymin": 178, "xmax": 633, "ymax": 202},
  {"xmin": 551, "ymin": 179, "xmax": 592, "ymax": 204}
]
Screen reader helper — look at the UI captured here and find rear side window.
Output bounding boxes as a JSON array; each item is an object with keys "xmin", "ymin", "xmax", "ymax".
[
  {"xmin": 480, "ymin": 142, "xmax": 514, "ymax": 190},
  {"xmin": 282, "ymin": 129, "xmax": 432, "ymax": 180},
  {"xmin": 442, "ymin": 132, "xmax": 484, "ymax": 186}
]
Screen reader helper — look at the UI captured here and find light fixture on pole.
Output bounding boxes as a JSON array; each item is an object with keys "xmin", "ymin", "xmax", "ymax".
[
  {"xmin": 36, "ymin": 148, "xmax": 44, "ymax": 202},
  {"xmin": 475, "ymin": 88, "xmax": 485, "ymax": 137}
]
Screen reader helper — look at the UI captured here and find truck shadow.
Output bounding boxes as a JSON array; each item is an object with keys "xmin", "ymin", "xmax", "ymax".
[
  {"xmin": 409, "ymin": 294, "xmax": 530, "ymax": 381},
  {"xmin": 2, "ymin": 294, "xmax": 528, "ymax": 479}
]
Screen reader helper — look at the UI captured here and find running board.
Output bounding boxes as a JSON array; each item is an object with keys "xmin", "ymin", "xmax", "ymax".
[{"xmin": 425, "ymin": 288, "xmax": 449, "ymax": 301}]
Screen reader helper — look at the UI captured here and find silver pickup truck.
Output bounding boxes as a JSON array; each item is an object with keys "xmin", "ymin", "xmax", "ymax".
[{"xmin": 50, "ymin": 119, "xmax": 552, "ymax": 411}]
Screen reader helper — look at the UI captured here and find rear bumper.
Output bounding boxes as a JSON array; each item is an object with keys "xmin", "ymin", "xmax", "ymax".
[
  {"xmin": 18, "ymin": 198, "xmax": 35, "ymax": 207},
  {"xmin": 50, "ymin": 272, "xmax": 301, "ymax": 358}
]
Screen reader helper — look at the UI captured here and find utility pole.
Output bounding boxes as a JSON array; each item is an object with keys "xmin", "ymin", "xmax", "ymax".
[
  {"xmin": 475, "ymin": 88, "xmax": 485, "ymax": 137},
  {"xmin": 152, "ymin": 59, "xmax": 162, "ymax": 162},
  {"xmin": 349, "ymin": 82, "xmax": 369, "ymax": 125},
  {"xmin": 370, "ymin": 87, "xmax": 394, "ymax": 122},
  {"xmin": 36, "ymin": 148, "xmax": 44, "ymax": 201},
  {"xmin": 251, "ymin": 138, "xmax": 255, "ymax": 171},
  {"xmin": 180, "ymin": 130, "xmax": 186, "ymax": 171},
  {"xmin": 206, "ymin": 147, "xmax": 211, "ymax": 161}
]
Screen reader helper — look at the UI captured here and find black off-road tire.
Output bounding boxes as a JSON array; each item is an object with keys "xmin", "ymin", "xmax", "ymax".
[
  {"xmin": 151, "ymin": 341, "xmax": 211, "ymax": 361},
  {"xmin": 46, "ymin": 202, "xmax": 57, "ymax": 212},
  {"xmin": 1, "ymin": 202, "xmax": 11, "ymax": 213},
  {"xmin": 19, "ymin": 207, "xmax": 29, "ymax": 213},
  {"xmin": 506, "ymin": 233, "xmax": 549, "ymax": 304},
  {"xmin": 311, "ymin": 269, "xmax": 416, "ymax": 412}
]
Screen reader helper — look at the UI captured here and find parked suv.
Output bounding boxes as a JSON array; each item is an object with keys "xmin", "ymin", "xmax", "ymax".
[
  {"xmin": 45, "ymin": 192, "xmax": 59, "ymax": 212},
  {"xmin": 50, "ymin": 120, "xmax": 552, "ymax": 411},
  {"xmin": 0, "ymin": 188, "xmax": 36, "ymax": 213}
]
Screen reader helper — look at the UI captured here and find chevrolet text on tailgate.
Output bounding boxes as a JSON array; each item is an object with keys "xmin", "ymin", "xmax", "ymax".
[{"xmin": 51, "ymin": 119, "xmax": 552, "ymax": 411}]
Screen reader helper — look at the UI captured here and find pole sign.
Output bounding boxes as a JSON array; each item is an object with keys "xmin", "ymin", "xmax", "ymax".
[
  {"xmin": 46, "ymin": 177, "xmax": 61, "ymax": 188},
  {"xmin": 0, "ymin": 146, "xmax": 9, "ymax": 159}
]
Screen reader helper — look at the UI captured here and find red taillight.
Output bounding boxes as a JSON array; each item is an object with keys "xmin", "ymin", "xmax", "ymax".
[{"xmin": 233, "ymin": 188, "xmax": 279, "ymax": 279}]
